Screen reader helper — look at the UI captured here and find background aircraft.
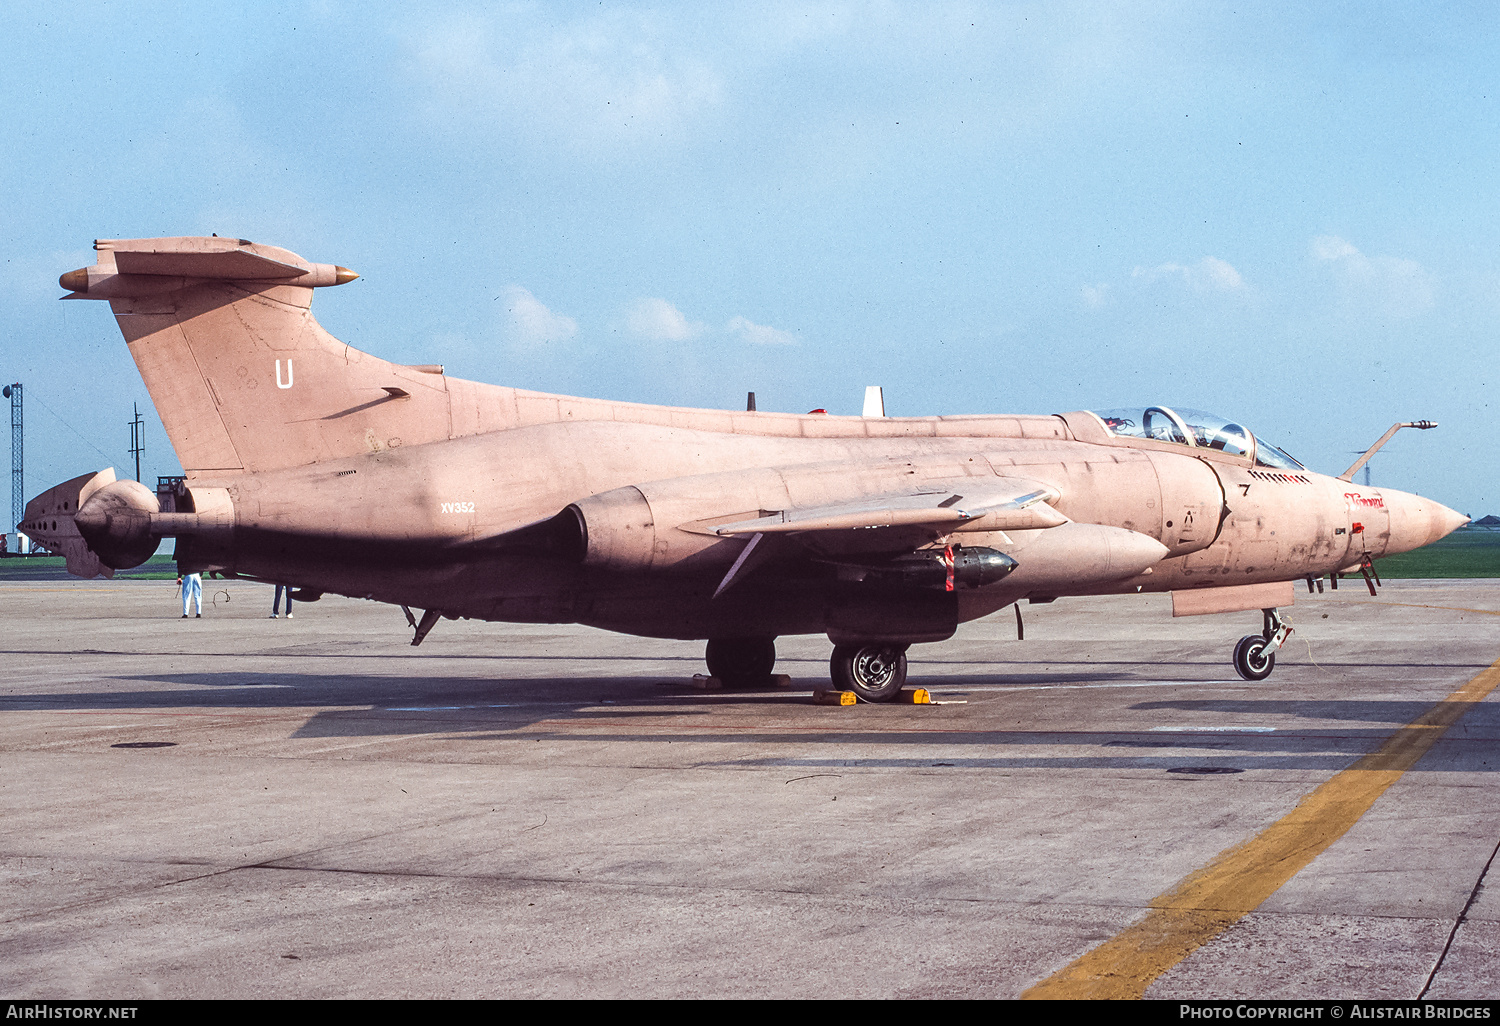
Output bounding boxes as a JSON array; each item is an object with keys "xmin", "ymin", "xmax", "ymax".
[{"xmin": 21, "ymin": 236, "xmax": 1468, "ymax": 700}]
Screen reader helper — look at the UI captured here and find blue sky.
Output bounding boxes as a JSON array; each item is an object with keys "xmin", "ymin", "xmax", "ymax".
[{"xmin": 3, "ymin": 2, "xmax": 1496, "ymax": 517}]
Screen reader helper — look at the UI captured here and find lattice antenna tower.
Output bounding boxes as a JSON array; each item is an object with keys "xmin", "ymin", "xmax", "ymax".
[{"xmin": 4, "ymin": 383, "xmax": 19, "ymax": 534}]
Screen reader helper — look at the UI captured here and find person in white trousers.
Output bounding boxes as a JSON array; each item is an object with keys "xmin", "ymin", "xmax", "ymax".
[{"xmin": 179, "ymin": 573, "xmax": 202, "ymax": 618}]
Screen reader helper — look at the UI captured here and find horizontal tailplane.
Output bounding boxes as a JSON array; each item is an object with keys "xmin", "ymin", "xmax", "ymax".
[{"xmin": 60, "ymin": 236, "xmax": 357, "ymax": 298}]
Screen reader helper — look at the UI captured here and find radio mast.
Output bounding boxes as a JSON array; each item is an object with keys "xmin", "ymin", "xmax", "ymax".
[
  {"xmin": 128, "ymin": 402, "xmax": 145, "ymax": 482},
  {"xmin": 4, "ymin": 383, "xmax": 19, "ymax": 537}
]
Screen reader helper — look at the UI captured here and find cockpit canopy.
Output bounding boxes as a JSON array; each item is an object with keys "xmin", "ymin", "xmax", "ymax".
[{"xmin": 1092, "ymin": 406, "xmax": 1305, "ymax": 471}]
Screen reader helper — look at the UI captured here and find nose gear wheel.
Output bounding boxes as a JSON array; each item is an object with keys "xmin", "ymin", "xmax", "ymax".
[
  {"xmin": 1233, "ymin": 634, "xmax": 1275, "ymax": 680},
  {"xmin": 1231, "ymin": 607, "xmax": 1292, "ymax": 681}
]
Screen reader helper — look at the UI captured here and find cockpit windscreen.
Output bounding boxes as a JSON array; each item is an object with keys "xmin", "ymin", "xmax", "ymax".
[{"xmin": 1093, "ymin": 406, "xmax": 1305, "ymax": 470}]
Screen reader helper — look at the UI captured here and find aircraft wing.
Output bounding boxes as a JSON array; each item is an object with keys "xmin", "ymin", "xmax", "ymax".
[
  {"xmin": 474, "ymin": 469, "xmax": 1074, "ymax": 590},
  {"xmin": 701, "ymin": 477, "xmax": 1067, "ymax": 537}
]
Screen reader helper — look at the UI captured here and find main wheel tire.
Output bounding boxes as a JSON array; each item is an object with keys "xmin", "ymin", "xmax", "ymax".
[
  {"xmin": 705, "ymin": 637, "xmax": 776, "ymax": 685},
  {"xmin": 1233, "ymin": 634, "xmax": 1275, "ymax": 681},
  {"xmin": 830, "ymin": 643, "xmax": 908, "ymax": 702}
]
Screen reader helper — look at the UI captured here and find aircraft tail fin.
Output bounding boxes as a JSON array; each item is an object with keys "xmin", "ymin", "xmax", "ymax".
[{"xmin": 61, "ymin": 236, "xmax": 453, "ymax": 474}]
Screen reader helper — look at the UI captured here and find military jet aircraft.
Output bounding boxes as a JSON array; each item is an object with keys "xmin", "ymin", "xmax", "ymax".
[{"xmin": 21, "ymin": 236, "xmax": 1468, "ymax": 700}]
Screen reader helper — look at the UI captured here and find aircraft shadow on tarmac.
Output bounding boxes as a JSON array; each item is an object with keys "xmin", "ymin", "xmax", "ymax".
[{"xmin": 4, "ymin": 666, "xmax": 1494, "ymax": 774}]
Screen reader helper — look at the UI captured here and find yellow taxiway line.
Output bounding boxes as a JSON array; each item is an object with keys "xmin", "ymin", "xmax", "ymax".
[
  {"xmin": 1374, "ymin": 601, "xmax": 1500, "ymax": 616},
  {"xmin": 1022, "ymin": 655, "xmax": 1500, "ymax": 1000}
]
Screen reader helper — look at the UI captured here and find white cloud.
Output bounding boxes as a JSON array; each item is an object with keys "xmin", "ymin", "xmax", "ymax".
[
  {"xmin": 410, "ymin": 11, "xmax": 722, "ymax": 150},
  {"xmin": 500, "ymin": 285, "xmax": 577, "ymax": 345},
  {"xmin": 626, "ymin": 297, "xmax": 705, "ymax": 341},
  {"xmin": 1198, "ymin": 256, "xmax": 1246, "ymax": 291},
  {"xmin": 1080, "ymin": 283, "xmax": 1111, "ymax": 307},
  {"xmin": 1131, "ymin": 256, "xmax": 1247, "ymax": 292},
  {"xmin": 1310, "ymin": 235, "xmax": 1360, "ymax": 262},
  {"xmin": 1310, "ymin": 235, "xmax": 1435, "ymax": 318},
  {"xmin": 726, "ymin": 315, "xmax": 796, "ymax": 346}
]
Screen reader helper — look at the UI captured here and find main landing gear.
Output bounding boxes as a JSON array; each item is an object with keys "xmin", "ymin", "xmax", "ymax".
[
  {"xmin": 830, "ymin": 643, "xmax": 909, "ymax": 702},
  {"xmin": 702, "ymin": 637, "xmax": 913, "ymax": 702},
  {"xmin": 704, "ymin": 637, "xmax": 777, "ymax": 687},
  {"xmin": 1232, "ymin": 607, "xmax": 1293, "ymax": 681}
]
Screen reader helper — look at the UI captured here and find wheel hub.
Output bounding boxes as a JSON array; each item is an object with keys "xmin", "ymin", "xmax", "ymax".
[{"xmin": 854, "ymin": 648, "xmax": 898, "ymax": 686}]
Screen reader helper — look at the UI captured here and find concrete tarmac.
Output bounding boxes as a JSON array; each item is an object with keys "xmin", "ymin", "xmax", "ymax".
[{"xmin": 1, "ymin": 577, "xmax": 1496, "ymax": 999}]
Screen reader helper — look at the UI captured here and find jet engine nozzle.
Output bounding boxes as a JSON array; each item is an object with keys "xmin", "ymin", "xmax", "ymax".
[
  {"xmin": 564, "ymin": 487, "xmax": 655, "ymax": 569},
  {"xmin": 563, "ymin": 483, "xmax": 753, "ymax": 573},
  {"xmin": 74, "ymin": 479, "xmax": 162, "ymax": 570}
]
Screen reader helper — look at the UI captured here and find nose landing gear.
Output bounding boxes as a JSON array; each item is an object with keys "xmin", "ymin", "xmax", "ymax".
[{"xmin": 1233, "ymin": 607, "xmax": 1293, "ymax": 681}]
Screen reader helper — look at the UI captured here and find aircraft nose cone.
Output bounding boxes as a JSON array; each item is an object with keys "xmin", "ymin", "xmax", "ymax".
[
  {"xmin": 1383, "ymin": 489, "xmax": 1469, "ymax": 556},
  {"xmin": 1437, "ymin": 503, "xmax": 1470, "ymax": 538}
]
